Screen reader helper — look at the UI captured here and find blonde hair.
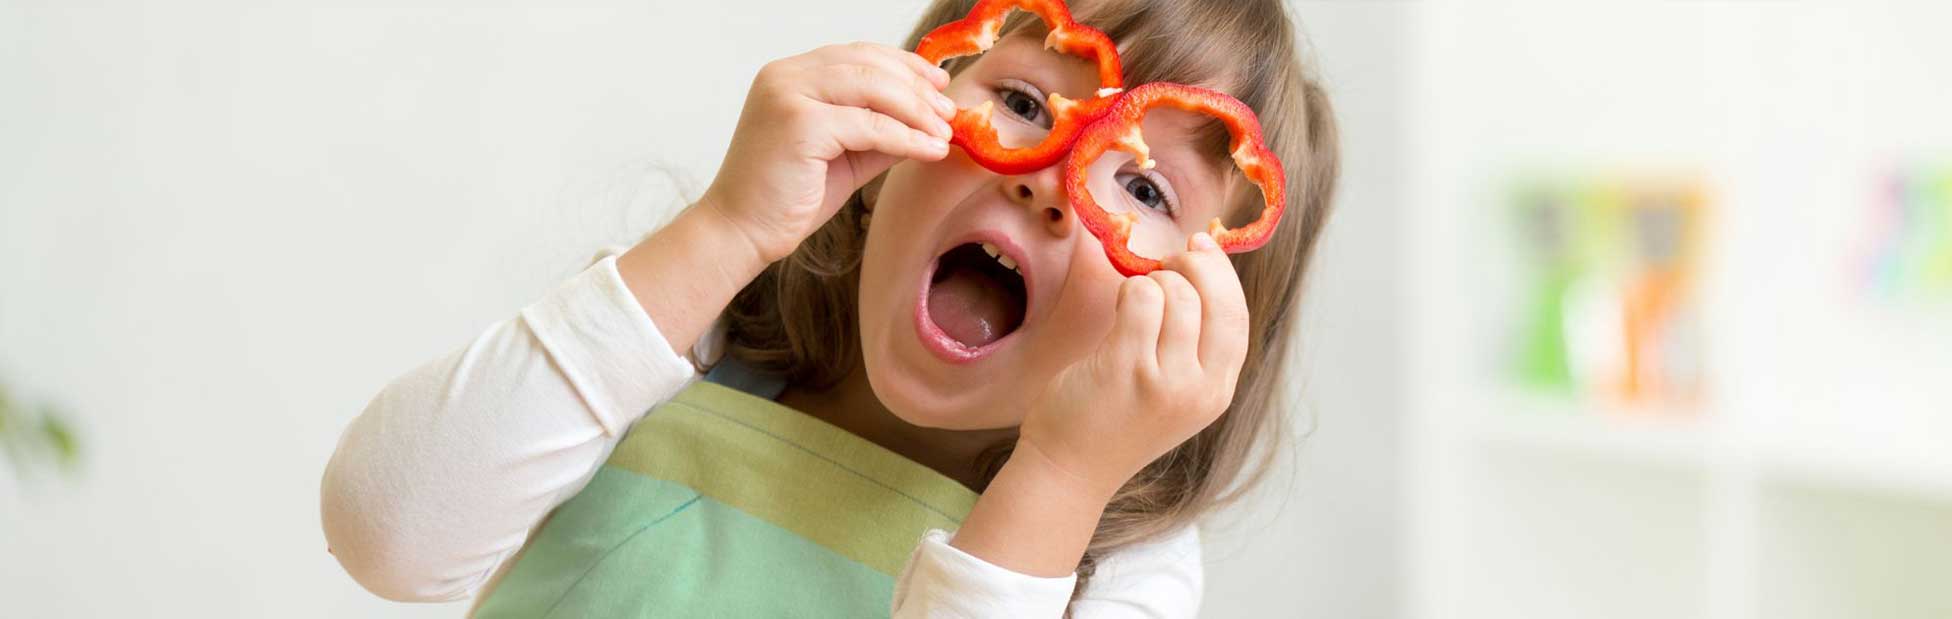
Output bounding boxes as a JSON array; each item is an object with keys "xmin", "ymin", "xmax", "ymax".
[{"xmin": 719, "ymin": 0, "xmax": 1339, "ymax": 611}]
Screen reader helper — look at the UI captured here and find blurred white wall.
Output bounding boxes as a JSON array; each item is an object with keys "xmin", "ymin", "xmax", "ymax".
[
  {"xmin": 1202, "ymin": 2, "xmax": 1408, "ymax": 618},
  {"xmin": 0, "ymin": 1, "xmax": 1406, "ymax": 616}
]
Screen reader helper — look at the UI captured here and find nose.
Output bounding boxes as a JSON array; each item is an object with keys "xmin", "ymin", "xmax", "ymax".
[{"xmin": 1000, "ymin": 165, "xmax": 1073, "ymax": 239}]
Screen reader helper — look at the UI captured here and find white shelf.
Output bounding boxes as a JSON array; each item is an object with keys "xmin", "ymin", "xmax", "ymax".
[
  {"xmin": 1460, "ymin": 403, "xmax": 1952, "ymax": 504},
  {"xmin": 1465, "ymin": 399, "xmax": 1710, "ymax": 471},
  {"xmin": 1761, "ymin": 443, "xmax": 1952, "ymax": 505}
]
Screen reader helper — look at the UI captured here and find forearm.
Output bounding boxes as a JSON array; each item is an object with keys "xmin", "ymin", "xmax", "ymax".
[
  {"xmin": 615, "ymin": 198, "xmax": 774, "ymax": 357},
  {"xmin": 324, "ymin": 253, "xmax": 697, "ymax": 601},
  {"xmin": 324, "ymin": 318, "xmax": 628, "ymax": 601},
  {"xmin": 948, "ymin": 439, "xmax": 1116, "ymax": 578},
  {"xmin": 892, "ymin": 451, "xmax": 1204, "ymax": 617}
]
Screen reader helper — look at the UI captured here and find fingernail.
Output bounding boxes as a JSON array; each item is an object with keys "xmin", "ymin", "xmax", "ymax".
[
  {"xmin": 931, "ymin": 92, "xmax": 957, "ymax": 119},
  {"xmin": 1192, "ymin": 232, "xmax": 1219, "ymax": 251},
  {"xmin": 931, "ymin": 66, "xmax": 951, "ymax": 85},
  {"xmin": 920, "ymin": 134, "xmax": 949, "ymax": 155}
]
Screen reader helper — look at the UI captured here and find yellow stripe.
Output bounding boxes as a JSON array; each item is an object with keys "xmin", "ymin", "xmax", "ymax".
[{"xmin": 607, "ymin": 381, "xmax": 980, "ymax": 576}]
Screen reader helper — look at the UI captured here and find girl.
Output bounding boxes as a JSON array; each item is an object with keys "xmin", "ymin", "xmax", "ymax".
[{"xmin": 322, "ymin": 0, "xmax": 1338, "ymax": 616}]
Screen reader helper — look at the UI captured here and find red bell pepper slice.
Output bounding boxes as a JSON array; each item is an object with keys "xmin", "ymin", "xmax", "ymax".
[
  {"xmin": 915, "ymin": 0, "xmax": 1124, "ymax": 175},
  {"xmin": 1062, "ymin": 82, "xmax": 1289, "ymax": 276}
]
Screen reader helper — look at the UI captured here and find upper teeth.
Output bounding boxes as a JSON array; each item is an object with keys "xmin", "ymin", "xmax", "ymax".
[{"xmin": 980, "ymin": 242, "xmax": 1018, "ymax": 271}]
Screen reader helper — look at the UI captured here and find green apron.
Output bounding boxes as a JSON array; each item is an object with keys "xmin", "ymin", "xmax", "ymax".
[{"xmin": 475, "ymin": 364, "xmax": 980, "ymax": 618}]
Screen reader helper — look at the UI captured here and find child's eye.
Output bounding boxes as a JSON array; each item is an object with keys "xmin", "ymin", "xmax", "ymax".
[
  {"xmin": 994, "ymin": 79, "xmax": 1051, "ymax": 129},
  {"xmin": 1116, "ymin": 171, "xmax": 1177, "ymax": 217}
]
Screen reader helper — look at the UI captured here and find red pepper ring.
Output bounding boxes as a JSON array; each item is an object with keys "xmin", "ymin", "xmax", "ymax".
[
  {"xmin": 1063, "ymin": 83, "xmax": 1289, "ymax": 276},
  {"xmin": 915, "ymin": 0, "xmax": 1125, "ymax": 175}
]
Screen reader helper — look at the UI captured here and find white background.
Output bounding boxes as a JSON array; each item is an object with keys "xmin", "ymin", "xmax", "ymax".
[
  {"xmin": 0, "ymin": 1, "xmax": 1410, "ymax": 616},
  {"xmin": 1405, "ymin": 2, "xmax": 1952, "ymax": 619}
]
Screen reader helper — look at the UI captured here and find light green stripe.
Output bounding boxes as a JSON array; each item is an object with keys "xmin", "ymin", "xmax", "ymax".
[
  {"xmin": 607, "ymin": 381, "xmax": 980, "ymax": 576},
  {"xmin": 476, "ymin": 470, "xmax": 896, "ymax": 618}
]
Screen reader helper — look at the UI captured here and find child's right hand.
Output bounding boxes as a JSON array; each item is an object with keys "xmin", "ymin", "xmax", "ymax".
[
  {"xmin": 942, "ymin": 236, "xmax": 1250, "ymax": 579},
  {"xmin": 699, "ymin": 42, "xmax": 957, "ymax": 263},
  {"xmin": 1014, "ymin": 234, "xmax": 1252, "ymax": 501}
]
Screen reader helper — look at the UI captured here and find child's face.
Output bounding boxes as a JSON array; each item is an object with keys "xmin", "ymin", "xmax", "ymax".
[{"xmin": 856, "ymin": 31, "xmax": 1237, "ymax": 430}]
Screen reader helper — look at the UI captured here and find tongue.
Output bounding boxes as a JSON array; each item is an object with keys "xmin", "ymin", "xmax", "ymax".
[{"xmin": 927, "ymin": 266, "xmax": 1016, "ymax": 347}]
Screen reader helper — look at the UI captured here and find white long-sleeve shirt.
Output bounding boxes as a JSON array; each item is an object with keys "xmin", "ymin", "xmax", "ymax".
[{"xmin": 320, "ymin": 249, "xmax": 1203, "ymax": 617}]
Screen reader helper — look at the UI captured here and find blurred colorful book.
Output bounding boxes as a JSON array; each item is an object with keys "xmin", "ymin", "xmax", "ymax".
[
  {"xmin": 1509, "ymin": 174, "xmax": 1708, "ymax": 410},
  {"xmin": 1862, "ymin": 165, "xmax": 1952, "ymax": 302}
]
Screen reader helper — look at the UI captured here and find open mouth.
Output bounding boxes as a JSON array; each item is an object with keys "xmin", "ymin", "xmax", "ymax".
[{"xmin": 918, "ymin": 241, "xmax": 1029, "ymax": 360}]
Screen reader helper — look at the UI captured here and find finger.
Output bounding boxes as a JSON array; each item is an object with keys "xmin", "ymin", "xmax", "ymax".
[
  {"xmin": 809, "ymin": 63, "xmax": 952, "ymax": 138},
  {"xmin": 806, "ymin": 42, "xmax": 954, "ymax": 120},
  {"xmin": 820, "ymin": 105, "xmax": 951, "ymax": 162},
  {"xmin": 816, "ymin": 41, "xmax": 952, "ymax": 91},
  {"xmin": 1166, "ymin": 233, "xmax": 1249, "ymax": 374},
  {"xmin": 822, "ymin": 150, "xmax": 903, "ymax": 212},
  {"xmin": 1148, "ymin": 269, "xmax": 1202, "ymax": 372},
  {"xmin": 1110, "ymin": 276, "xmax": 1165, "ymax": 371}
]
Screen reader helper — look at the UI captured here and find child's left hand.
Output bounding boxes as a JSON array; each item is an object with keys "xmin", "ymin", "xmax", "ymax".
[{"xmin": 1015, "ymin": 232, "xmax": 1251, "ymax": 500}]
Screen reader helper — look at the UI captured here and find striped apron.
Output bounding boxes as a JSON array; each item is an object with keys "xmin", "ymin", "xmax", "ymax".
[{"xmin": 475, "ymin": 362, "xmax": 979, "ymax": 617}]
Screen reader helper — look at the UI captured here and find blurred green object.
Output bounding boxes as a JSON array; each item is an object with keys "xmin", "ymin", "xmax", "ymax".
[
  {"xmin": 1515, "ymin": 266, "xmax": 1577, "ymax": 393},
  {"xmin": 0, "ymin": 382, "xmax": 83, "ymax": 478},
  {"xmin": 1510, "ymin": 182, "xmax": 1589, "ymax": 395}
]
